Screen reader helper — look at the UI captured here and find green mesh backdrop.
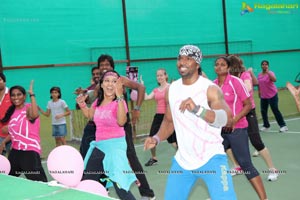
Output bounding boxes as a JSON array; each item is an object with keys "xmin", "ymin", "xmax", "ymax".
[{"xmin": 1, "ymin": 0, "xmax": 299, "ymax": 111}]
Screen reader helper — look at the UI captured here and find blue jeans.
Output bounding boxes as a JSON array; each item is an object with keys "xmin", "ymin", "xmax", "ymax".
[{"xmin": 260, "ymin": 93, "xmax": 286, "ymax": 128}]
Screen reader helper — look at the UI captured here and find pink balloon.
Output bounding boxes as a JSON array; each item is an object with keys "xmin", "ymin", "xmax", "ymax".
[
  {"xmin": 130, "ymin": 90, "xmax": 138, "ymax": 101},
  {"xmin": 75, "ymin": 180, "xmax": 108, "ymax": 197},
  {"xmin": 47, "ymin": 145, "xmax": 84, "ymax": 187},
  {"xmin": 0, "ymin": 155, "xmax": 10, "ymax": 175}
]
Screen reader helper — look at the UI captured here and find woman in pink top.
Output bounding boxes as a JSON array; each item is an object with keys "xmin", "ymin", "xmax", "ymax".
[
  {"xmin": 77, "ymin": 70, "xmax": 137, "ymax": 200},
  {"xmin": 258, "ymin": 60, "xmax": 288, "ymax": 132},
  {"xmin": 140, "ymin": 69, "xmax": 177, "ymax": 167},
  {"xmin": 228, "ymin": 55, "xmax": 279, "ymax": 181},
  {"xmin": 214, "ymin": 56, "xmax": 267, "ymax": 200},
  {"xmin": 0, "ymin": 81, "xmax": 47, "ymax": 182}
]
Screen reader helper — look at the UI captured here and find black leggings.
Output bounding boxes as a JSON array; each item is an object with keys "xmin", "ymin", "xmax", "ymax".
[
  {"xmin": 8, "ymin": 149, "xmax": 48, "ymax": 182},
  {"xmin": 80, "ymin": 121, "xmax": 96, "ymax": 159},
  {"xmin": 246, "ymin": 108, "xmax": 265, "ymax": 151},
  {"xmin": 124, "ymin": 123, "xmax": 155, "ymax": 197}
]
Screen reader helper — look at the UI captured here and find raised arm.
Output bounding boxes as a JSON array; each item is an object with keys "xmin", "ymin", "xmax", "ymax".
[
  {"xmin": 248, "ymin": 68, "xmax": 258, "ymax": 86},
  {"xmin": 27, "ymin": 80, "xmax": 39, "ymax": 120},
  {"xmin": 76, "ymin": 94, "xmax": 95, "ymax": 120},
  {"xmin": 120, "ymin": 76, "xmax": 145, "ymax": 124},
  {"xmin": 116, "ymin": 77, "xmax": 127, "ymax": 126},
  {"xmin": 140, "ymin": 75, "xmax": 154, "ymax": 100},
  {"xmin": 266, "ymin": 70, "xmax": 276, "ymax": 82}
]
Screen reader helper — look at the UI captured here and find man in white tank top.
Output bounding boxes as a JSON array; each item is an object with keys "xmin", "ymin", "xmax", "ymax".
[{"xmin": 144, "ymin": 45, "xmax": 237, "ymax": 200}]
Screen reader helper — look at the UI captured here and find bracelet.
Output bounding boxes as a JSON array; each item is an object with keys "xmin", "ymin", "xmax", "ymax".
[
  {"xmin": 153, "ymin": 135, "xmax": 160, "ymax": 145},
  {"xmin": 134, "ymin": 105, "xmax": 140, "ymax": 111},
  {"xmin": 191, "ymin": 105, "xmax": 200, "ymax": 114},
  {"xmin": 29, "ymin": 94, "xmax": 35, "ymax": 97},
  {"xmin": 200, "ymin": 108, "xmax": 207, "ymax": 118},
  {"xmin": 195, "ymin": 106, "xmax": 206, "ymax": 118},
  {"xmin": 116, "ymin": 95, "xmax": 124, "ymax": 102}
]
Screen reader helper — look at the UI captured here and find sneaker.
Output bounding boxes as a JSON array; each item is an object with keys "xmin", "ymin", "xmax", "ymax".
[
  {"xmin": 145, "ymin": 158, "xmax": 158, "ymax": 166},
  {"xmin": 252, "ymin": 150, "xmax": 259, "ymax": 157},
  {"xmin": 279, "ymin": 126, "xmax": 288, "ymax": 132},
  {"xmin": 141, "ymin": 196, "xmax": 156, "ymax": 200},
  {"xmin": 267, "ymin": 168, "xmax": 279, "ymax": 181},
  {"xmin": 260, "ymin": 126, "xmax": 269, "ymax": 132},
  {"xmin": 229, "ymin": 166, "xmax": 243, "ymax": 176}
]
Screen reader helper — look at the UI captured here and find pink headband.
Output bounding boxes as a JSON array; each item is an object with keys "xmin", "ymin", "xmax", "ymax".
[{"xmin": 103, "ymin": 71, "xmax": 119, "ymax": 79}]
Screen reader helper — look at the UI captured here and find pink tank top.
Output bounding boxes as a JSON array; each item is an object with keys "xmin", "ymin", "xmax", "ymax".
[
  {"xmin": 92, "ymin": 100, "xmax": 128, "ymax": 141},
  {"xmin": 154, "ymin": 87, "xmax": 168, "ymax": 114}
]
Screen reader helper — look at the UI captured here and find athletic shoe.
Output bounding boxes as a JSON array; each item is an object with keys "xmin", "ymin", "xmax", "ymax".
[
  {"xmin": 252, "ymin": 150, "xmax": 259, "ymax": 157},
  {"xmin": 141, "ymin": 196, "xmax": 156, "ymax": 200},
  {"xmin": 268, "ymin": 168, "xmax": 279, "ymax": 181},
  {"xmin": 279, "ymin": 126, "xmax": 288, "ymax": 132},
  {"xmin": 229, "ymin": 166, "xmax": 243, "ymax": 176},
  {"xmin": 145, "ymin": 158, "xmax": 158, "ymax": 166},
  {"xmin": 260, "ymin": 126, "xmax": 269, "ymax": 132}
]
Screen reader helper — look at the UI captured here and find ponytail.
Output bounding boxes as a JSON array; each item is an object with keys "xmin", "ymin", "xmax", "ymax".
[{"xmin": 1, "ymin": 105, "xmax": 16, "ymax": 123}]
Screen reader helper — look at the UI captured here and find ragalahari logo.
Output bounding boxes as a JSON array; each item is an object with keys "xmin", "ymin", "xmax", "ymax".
[{"xmin": 241, "ymin": 2, "xmax": 254, "ymax": 15}]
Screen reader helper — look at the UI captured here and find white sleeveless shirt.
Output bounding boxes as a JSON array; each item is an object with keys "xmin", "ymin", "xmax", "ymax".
[{"xmin": 169, "ymin": 76, "xmax": 225, "ymax": 170}]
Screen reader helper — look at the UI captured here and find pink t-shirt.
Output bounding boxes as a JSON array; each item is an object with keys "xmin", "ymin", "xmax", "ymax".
[
  {"xmin": 92, "ymin": 100, "xmax": 128, "ymax": 141},
  {"xmin": 240, "ymin": 71, "xmax": 255, "ymax": 109},
  {"xmin": 257, "ymin": 71, "xmax": 277, "ymax": 99},
  {"xmin": 214, "ymin": 74, "xmax": 250, "ymax": 128},
  {"xmin": 153, "ymin": 87, "xmax": 168, "ymax": 114},
  {"xmin": 9, "ymin": 103, "xmax": 42, "ymax": 155}
]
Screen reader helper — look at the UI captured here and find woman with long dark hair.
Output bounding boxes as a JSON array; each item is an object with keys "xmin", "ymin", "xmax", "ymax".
[
  {"xmin": 0, "ymin": 81, "xmax": 47, "ymax": 182},
  {"xmin": 76, "ymin": 70, "xmax": 137, "ymax": 200}
]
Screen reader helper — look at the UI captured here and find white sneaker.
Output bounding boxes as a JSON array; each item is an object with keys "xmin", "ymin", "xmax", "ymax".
[
  {"xmin": 252, "ymin": 150, "xmax": 259, "ymax": 157},
  {"xmin": 141, "ymin": 196, "xmax": 156, "ymax": 200},
  {"xmin": 267, "ymin": 168, "xmax": 279, "ymax": 181},
  {"xmin": 260, "ymin": 126, "xmax": 269, "ymax": 132},
  {"xmin": 279, "ymin": 126, "xmax": 288, "ymax": 132}
]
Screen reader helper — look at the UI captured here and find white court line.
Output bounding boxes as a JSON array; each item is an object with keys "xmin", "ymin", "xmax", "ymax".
[
  {"xmin": 259, "ymin": 117, "xmax": 300, "ymax": 134},
  {"xmin": 266, "ymin": 130, "xmax": 300, "ymax": 134}
]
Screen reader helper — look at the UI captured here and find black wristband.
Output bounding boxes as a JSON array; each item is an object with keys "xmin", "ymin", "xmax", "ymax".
[{"xmin": 30, "ymin": 94, "xmax": 35, "ymax": 97}]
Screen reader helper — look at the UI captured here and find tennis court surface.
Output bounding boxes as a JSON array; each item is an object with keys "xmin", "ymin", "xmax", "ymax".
[
  {"xmin": 0, "ymin": 174, "xmax": 115, "ymax": 200},
  {"xmin": 1, "ymin": 117, "xmax": 299, "ymax": 200}
]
